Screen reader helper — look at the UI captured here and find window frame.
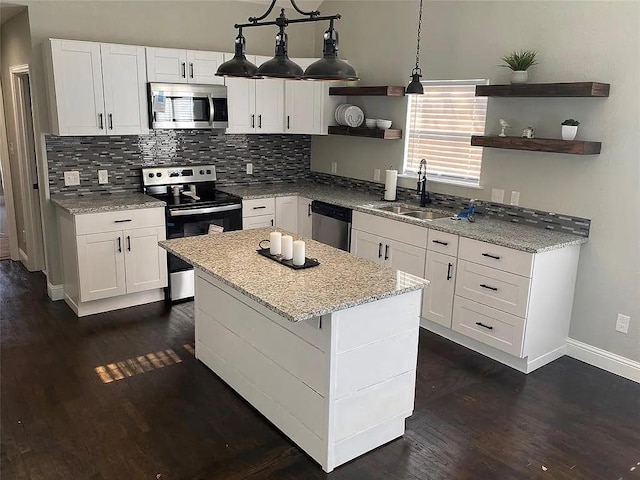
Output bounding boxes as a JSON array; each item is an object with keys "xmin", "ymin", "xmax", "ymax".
[{"xmin": 403, "ymin": 78, "xmax": 490, "ymax": 187}]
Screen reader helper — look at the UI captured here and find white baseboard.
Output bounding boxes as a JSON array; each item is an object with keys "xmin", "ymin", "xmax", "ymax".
[
  {"xmin": 566, "ymin": 338, "xmax": 640, "ymax": 384},
  {"xmin": 47, "ymin": 281, "xmax": 64, "ymax": 301}
]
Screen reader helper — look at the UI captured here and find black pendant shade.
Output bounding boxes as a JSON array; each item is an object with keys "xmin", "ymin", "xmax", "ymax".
[
  {"xmin": 406, "ymin": 70, "xmax": 424, "ymax": 94},
  {"xmin": 216, "ymin": 30, "xmax": 258, "ymax": 78},
  {"xmin": 303, "ymin": 21, "xmax": 358, "ymax": 80},
  {"xmin": 256, "ymin": 29, "xmax": 303, "ymax": 79}
]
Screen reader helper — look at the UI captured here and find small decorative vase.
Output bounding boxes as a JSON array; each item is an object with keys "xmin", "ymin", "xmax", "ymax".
[
  {"xmin": 562, "ymin": 125, "xmax": 578, "ymax": 141},
  {"xmin": 510, "ymin": 70, "xmax": 528, "ymax": 84}
]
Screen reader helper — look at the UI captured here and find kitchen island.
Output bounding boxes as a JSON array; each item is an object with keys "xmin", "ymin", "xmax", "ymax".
[{"xmin": 160, "ymin": 228, "xmax": 429, "ymax": 473}]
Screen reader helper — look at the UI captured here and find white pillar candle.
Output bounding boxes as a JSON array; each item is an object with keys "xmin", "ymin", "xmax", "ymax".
[
  {"xmin": 269, "ymin": 232, "xmax": 282, "ymax": 255},
  {"xmin": 293, "ymin": 240, "xmax": 306, "ymax": 266},
  {"xmin": 281, "ymin": 235, "xmax": 293, "ymax": 260}
]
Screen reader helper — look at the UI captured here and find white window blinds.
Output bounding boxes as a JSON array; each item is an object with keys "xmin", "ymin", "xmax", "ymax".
[{"xmin": 404, "ymin": 79, "xmax": 488, "ymax": 185}]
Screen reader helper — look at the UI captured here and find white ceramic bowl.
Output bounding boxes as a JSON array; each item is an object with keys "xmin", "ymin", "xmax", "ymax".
[
  {"xmin": 376, "ymin": 119, "xmax": 392, "ymax": 130},
  {"xmin": 365, "ymin": 119, "xmax": 377, "ymax": 128}
]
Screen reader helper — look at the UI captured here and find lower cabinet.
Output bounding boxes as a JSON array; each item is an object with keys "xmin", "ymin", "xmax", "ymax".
[
  {"xmin": 275, "ymin": 196, "xmax": 298, "ymax": 233},
  {"xmin": 243, "ymin": 215, "xmax": 275, "ymax": 230},
  {"xmin": 350, "ymin": 229, "xmax": 426, "ymax": 277},
  {"xmin": 297, "ymin": 197, "xmax": 313, "ymax": 238},
  {"xmin": 242, "ymin": 198, "xmax": 276, "ymax": 230},
  {"xmin": 242, "ymin": 195, "xmax": 309, "ymax": 236},
  {"xmin": 422, "ymin": 250, "xmax": 456, "ymax": 328},
  {"xmin": 58, "ymin": 207, "xmax": 167, "ymax": 316}
]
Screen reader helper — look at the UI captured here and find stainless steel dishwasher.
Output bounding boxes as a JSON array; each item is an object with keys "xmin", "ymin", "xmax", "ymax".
[{"xmin": 311, "ymin": 201, "xmax": 352, "ymax": 252}]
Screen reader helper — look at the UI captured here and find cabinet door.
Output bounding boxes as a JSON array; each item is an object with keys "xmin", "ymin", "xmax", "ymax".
[
  {"xmin": 255, "ymin": 78, "xmax": 285, "ymax": 133},
  {"xmin": 243, "ymin": 215, "xmax": 275, "ymax": 230},
  {"xmin": 77, "ymin": 232, "xmax": 126, "ymax": 302},
  {"xmin": 49, "ymin": 39, "xmax": 105, "ymax": 136},
  {"xmin": 124, "ymin": 227, "xmax": 168, "ymax": 294},
  {"xmin": 297, "ymin": 197, "xmax": 313, "ymax": 238},
  {"xmin": 385, "ymin": 239, "xmax": 426, "ymax": 278},
  {"xmin": 350, "ymin": 229, "xmax": 384, "ymax": 264},
  {"xmin": 101, "ymin": 44, "xmax": 148, "ymax": 135},
  {"xmin": 285, "ymin": 81, "xmax": 321, "ymax": 134},
  {"xmin": 146, "ymin": 47, "xmax": 188, "ymax": 83},
  {"xmin": 226, "ymin": 78, "xmax": 256, "ymax": 133},
  {"xmin": 423, "ymin": 251, "xmax": 456, "ymax": 328},
  {"xmin": 275, "ymin": 196, "xmax": 299, "ymax": 234},
  {"xmin": 186, "ymin": 50, "xmax": 225, "ymax": 85}
]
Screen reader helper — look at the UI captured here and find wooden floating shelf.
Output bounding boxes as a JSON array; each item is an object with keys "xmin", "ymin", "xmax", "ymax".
[
  {"xmin": 329, "ymin": 85, "xmax": 406, "ymax": 97},
  {"xmin": 328, "ymin": 126, "xmax": 403, "ymax": 140},
  {"xmin": 475, "ymin": 82, "xmax": 610, "ymax": 97},
  {"xmin": 471, "ymin": 136, "xmax": 601, "ymax": 155}
]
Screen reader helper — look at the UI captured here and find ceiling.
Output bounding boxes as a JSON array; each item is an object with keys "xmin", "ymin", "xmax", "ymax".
[{"xmin": 0, "ymin": 2, "xmax": 25, "ymax": 25}]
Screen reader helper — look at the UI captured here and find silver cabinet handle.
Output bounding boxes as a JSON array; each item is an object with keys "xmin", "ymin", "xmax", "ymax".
[{"xmin": 98, "ymin": 113, "xmax": 104, "ymax": 130}]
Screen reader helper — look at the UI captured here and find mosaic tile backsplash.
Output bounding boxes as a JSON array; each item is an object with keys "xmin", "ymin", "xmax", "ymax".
[
  {"xmin": 310, "ymin": 172, "xmax": 591, "ymax": 237},
  {"xmin": 46, "ymin": 130, "xmax": 311, "ymax": 196}
]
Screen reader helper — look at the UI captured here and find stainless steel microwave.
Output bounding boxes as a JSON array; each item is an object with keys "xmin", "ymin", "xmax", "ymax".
[{"xmin": 148, "ymin": 83, "xmax": 228, "ymax": 130}]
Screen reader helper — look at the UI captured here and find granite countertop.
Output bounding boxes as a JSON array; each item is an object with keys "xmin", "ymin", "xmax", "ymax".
[
  {"xmin": 220, "ymin": 183, "xmax": 588, "ymax": 254},
  {"xmin": 51, "ymin": 193, "xmax": 166, "ymax": 215},
  {"xmin": 159, "ymin": 228, "xmax": 429, "ymax": 323}
]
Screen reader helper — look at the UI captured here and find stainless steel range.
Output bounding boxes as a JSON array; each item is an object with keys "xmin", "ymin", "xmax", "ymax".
[{"xmin": 142, "ymin": 165, "xmax": 242, "ymax": 302}]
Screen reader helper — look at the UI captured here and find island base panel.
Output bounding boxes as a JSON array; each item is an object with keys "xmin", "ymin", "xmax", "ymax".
[{"xmin": 194, "ymin": 270, "xmax": 422, "ymax": 473}]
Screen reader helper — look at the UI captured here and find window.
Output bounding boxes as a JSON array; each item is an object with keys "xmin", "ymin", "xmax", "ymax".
[{"xmin": 404, "ymin": 79, "xmax": 489, "ymax": 186}]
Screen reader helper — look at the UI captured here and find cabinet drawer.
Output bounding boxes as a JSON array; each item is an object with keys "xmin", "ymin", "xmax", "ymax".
[
  {"xmin": 427, "ymin": 230, "xmax": 459, "ymax": 255},
  {"xmin": 75, "ymin": 207, "xmax": 165, "ymax": 235},
  {"xmin": 456, "ymin": 260, "xmax": 530, "ymax": 317},
  {"xmin": 452, "ymin": 296, "xmax": 525, "ymax": 357},
  {"xmin": 243, "ymin": 214, "xmax": 275, "ymax": 230},
  {"xmin": 352, "ymin": 211, "xmax": 428, "ymax": 249},
  {"xmin": 242, "ymin": 198, "xmax": 276, "ymax": 218},
  {"xmin": 458, "ymin": 237, "xmax": 533, "ymax": 277}
]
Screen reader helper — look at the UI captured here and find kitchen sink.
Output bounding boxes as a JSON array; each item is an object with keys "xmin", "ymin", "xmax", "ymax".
[
  {"xmin": 376, "ymin": 205, "xmax": 418, "ymax": 214},
  {"xmin": 402, "ymin": 210, "xmax": 451, "ymax": 220}
]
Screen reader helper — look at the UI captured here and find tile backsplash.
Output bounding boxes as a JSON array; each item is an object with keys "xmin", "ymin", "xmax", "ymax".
[{"xmin": 46, "ymin": 130, "xmax": 311, "ymax": 196}]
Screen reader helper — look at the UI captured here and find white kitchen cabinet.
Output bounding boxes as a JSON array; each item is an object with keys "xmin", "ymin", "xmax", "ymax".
[
  {"xmin": 385, "ymin": 239, "xmax": 426, "ymax": 277},
  {"xmin": 351, "ymin": 229, "xmax": 385, "ymax": 264},
  {"xmin": 275, "ymin": 196, "xmax": 298, "ymax": 233},
  {"xmin": 243, "ymin": 215, "xmax": 275, "ymax": 230},
  {"xmin": 298, "ymin": 197, "xmax": 313, "ymax": 238},
  {"xmin": 57, "ymin": 207, "xmax": 167, "ymax": 317},
  {"xmin": 146, "ymin": 47, "xmax": 225, "ymax": 85},
  {"xmin": 242, "ymin": 197, "xmax": 276, "ymax": 230},
  {"xmin": 45, "ymin": 39, "xmax": 148, "ymax": 136},
  {"xmin": 422, "ymin": 250, "xmax": 457, "ymax": 328},
  {"xmin": 226, "ymin": 77, "xmax": 256, "ymax": 133}
]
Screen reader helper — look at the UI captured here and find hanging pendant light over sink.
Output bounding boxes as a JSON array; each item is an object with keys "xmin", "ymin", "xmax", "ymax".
[{"xmin": 406, "ymin": 0, "xmax": 424, "ymax": 95}]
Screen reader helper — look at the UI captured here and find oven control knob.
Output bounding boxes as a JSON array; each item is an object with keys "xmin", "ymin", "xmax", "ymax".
[
  {"xmin": 199, "ymin": 169, "xmax": 205, "ymax": 175},
  {"xmin": 148, "ymin": 173, "xmax": 155, "ymax": 178},
  {"xmin": 157, "ymin": 172, "xmax": 162, "ymax": 177},
  {"xmin": 206, "ymin": 169, "xmax": 211, "ymax": 174}
]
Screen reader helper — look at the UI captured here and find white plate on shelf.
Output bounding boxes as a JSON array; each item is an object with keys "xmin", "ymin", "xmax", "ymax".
[
  {"xmin": 343, "ymin": 105, "xmax": 364, "ymax": 127},
  {"xmin": 335, "ymin": 104, "xmax": 351, "ymax": 125}
]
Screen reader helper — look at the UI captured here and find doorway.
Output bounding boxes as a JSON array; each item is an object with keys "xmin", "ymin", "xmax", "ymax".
[{"xmin": 7, "ymin": 65, "xmax": 44, "ymax": 271}]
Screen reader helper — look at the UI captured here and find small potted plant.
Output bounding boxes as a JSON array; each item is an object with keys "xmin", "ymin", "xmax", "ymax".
[
  {"xmin": 500, "ymin": 49, "xmax": 538, "ymax": 84},
  {"xmin": 561, "ymin": 119, "xmax": 580, "ymax": 140}
]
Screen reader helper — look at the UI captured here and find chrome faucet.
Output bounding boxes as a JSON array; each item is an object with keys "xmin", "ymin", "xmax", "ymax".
[{"xmin": 416, "ymin": 158, "xmax": 431, "ymax": 206}]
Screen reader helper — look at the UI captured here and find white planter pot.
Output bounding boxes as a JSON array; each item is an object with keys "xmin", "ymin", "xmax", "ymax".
[
  {"xmin": 510, "ymin": 70, "xmax": 528, "ymax": 84},
  {"xmin": 562, "ymin": 125, "xmax": 578, "ymax": 141}
]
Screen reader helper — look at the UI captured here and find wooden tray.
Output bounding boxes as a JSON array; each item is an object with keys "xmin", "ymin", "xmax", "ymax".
[{"xmin": 256, "ymin": 248, "xmax": 320, "ymax": 270}]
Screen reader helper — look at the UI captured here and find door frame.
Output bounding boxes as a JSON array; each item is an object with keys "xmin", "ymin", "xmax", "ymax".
[
  {"xmin": 0, "ymin": 80, "xmax": 20, "ymax": 261},
  {"xmin": 9, "ymin": 64, "xmax": 45, "ymax": 271}
]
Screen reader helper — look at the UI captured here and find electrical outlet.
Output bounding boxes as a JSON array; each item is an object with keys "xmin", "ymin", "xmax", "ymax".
[
  {"xmin": 64, "ymin": 171, "xmax": 80, "ymax": 186},
  {"xmin": 331, "ymin": 161, "xmax": 338, "ymax": 174},
  {"xmin": 98, "ymin": 170, "xmax": 109, "ymax": 184},
  {"xmin": 510, "ymin": 190, "xmax": 520, "ymax": 206},
  {"xmin": 616, "ymin": 314, "xmax": 630, "ymax": 334},
  {"xmin": 246, "ymin": 163, "xmax": 253, "ymax": 175},
  {"xmin": 491, "ymin": 188, "xmax": 504, "ymax": 203},
  {"xmin": 374, "ymin": 169, "xmax": 381, "ymax": 182}
]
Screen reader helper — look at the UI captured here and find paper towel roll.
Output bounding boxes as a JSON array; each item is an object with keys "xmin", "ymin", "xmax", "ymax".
[{"xmin": 384, "ymin": 169, "xmax": 398, "ymax": 201}]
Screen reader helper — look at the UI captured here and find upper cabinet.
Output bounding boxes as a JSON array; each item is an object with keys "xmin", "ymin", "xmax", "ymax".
[
  {"xmin": 146, "ymin": 47, "xmax": 224, "ymax": 85},
  {"xmin": 45, "ymin": 39, "xmax": 148, "ymax": 136}
]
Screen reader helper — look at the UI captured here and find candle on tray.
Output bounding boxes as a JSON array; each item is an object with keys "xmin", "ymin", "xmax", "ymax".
[
  {"xmin": 269, "ymin": 232, "xmax": 282, "ymax": 255},
  {"xmin": 281, "ymin": 235, "xmax": 293, "ymax": 260},
  {"xmin": 293, "ymin": 240, "xmax": 306, "ymax": 266}
]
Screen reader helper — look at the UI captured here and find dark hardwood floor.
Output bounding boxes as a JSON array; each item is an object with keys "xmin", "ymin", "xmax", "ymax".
[{"xmin": 1, "ymin": 260, "xmax": 639, "ymax": 480}]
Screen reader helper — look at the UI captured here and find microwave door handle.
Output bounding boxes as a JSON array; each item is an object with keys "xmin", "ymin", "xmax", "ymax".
[{"xmin": 208, "ymin": 95, "xmax": 215, "ymax": 126}]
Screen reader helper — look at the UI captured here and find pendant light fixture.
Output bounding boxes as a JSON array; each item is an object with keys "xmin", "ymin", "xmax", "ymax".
[
  {"xmin": 303, "ymin": 19, "xmax": 358, "ymax": 81},
  {"xmin": 216, "ymin": 28, "xmax": 258, "ymax": 78},
  {"xmin": 406, "ymin": 0, "xmax": 424, "ymax": 95},
  {"xmin": 216, "ymin": 0, "xmax": 358, "ymax": 81}
]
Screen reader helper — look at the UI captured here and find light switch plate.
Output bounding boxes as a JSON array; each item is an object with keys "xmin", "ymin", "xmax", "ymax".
[
  {"xmin": 98, "ymin": 170, "xmax": 109, "ymax": 184},
  {"xmin": 64, "ymin": 171, "xmax": 80, "ymax": 186},
  {"xmin": 491, "ymin": 188, "xmax": 504, "ymax": 203},
  {"xmin": 510, "ymin": 191, "xmax": 520, "ymax": 206},
  {"xmin": 616, "ymin": 314, "xmax": 630, "ymax": 334},
  {"xmin": 246, "ymin": 163, "xmax": 253, "ymax": 175},
  {"xmin": 374, "ymin": 169, "xmax": 381, "ymax": 182}
]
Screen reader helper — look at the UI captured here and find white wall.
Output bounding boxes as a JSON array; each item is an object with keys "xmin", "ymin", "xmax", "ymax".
[
  {"xmin": 313, "ymin": 0, "xmax": 640, "ymax": 362},
  {"xmin": 7, "ymin": 0, "xmax": 318, "ymax": 285}
]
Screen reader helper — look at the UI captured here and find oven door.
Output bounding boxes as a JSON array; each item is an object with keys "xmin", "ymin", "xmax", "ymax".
[
  {"xmin": 165, "ymin": 204, "xmax": 242, "ymax": 302},
  {"xmin": 149, "ymin": 83, "xmax": 228, "ymax": 129}
]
